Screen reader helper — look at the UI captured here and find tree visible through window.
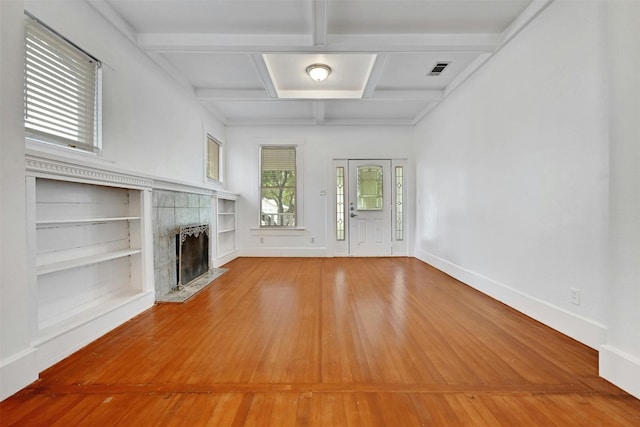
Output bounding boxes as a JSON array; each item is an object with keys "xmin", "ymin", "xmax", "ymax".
[{"xmin": 260, "ymin": 146, "xmax": 296, "ymax": 227}]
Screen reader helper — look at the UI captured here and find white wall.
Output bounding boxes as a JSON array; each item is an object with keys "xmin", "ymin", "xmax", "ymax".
[
  {"xmin": 413, "ymin": 0, "xmax": 640, "ymax": 399},
  {"xmin": 413, "ymin": 1, "xmax": 609, "ymax": 349},
  {"xmin": 0, "ymin": 0, "xmax": 38, "ymax": 400},
  {"xmin": 600, "ymin": 1, "xmax": 640, "ymax": 399},
  {"xmin": 225, "ymin": 126, "xmax": 414, "ymax": 256},
  {"xmin": 23, "ymin": 0, "xmax": 225, "ymax": 187},
  {"xmin": 1, "ymin": 0, "xmax": 226, "ymax": 400}
]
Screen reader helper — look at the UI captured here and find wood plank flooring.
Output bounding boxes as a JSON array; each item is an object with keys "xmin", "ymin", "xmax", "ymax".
[{"xmin": 2, "ymin": 257, "xmax": 639, "ymax": 426}]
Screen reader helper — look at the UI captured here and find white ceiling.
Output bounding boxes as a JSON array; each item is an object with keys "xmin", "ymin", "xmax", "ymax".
[{"xmin": 90, "ymin": 0, "xmax": 552, "ymax": 126}]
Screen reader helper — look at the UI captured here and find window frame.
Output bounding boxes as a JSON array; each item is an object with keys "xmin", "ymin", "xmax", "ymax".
[
  {"xmin": 206, "ymin": 134, "xmax": 222, "ymax": 183},
  {"xmin": 259, "ymin": 144, "xmax": 301, "ymax": 228},
  {"xmin": 23, "ymin": 12, "xmax": 103, "ymax": 154}
]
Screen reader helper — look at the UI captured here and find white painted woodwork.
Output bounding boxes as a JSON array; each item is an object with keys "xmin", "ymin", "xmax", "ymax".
[
  {"xmin": 412, "ymin": 0, "xmax": 619, "ymax": 380},
  {"xmin": 87, "ymin": 0, "xmax": 548, "ymax": 126},
  {"xmin": 600, "ymin": 0, "xmax": 640, "ymax": 400},
  {"xmin": 215, "ymin": 193, "xmax": 239, "ymax": 266},
  {"xmin": 23, "ymin": 168, "xmax": 155, "ymax": 374},
  {"xmin": 347, "ymin": 159, "xmax": 392, "ymax": 257},
  {"xmin": 0, "ymin": 0, "xmax": 635, "ymax": 405},
  {"xmin": 0, "ymin": 0, "xmax": 38, "ymax": 402},
  {"xmin": 33, "ymin": 178, "xmax": 149, "ymax": 340}
]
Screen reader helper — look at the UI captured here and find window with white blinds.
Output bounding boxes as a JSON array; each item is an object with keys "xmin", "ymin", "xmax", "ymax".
[
  {"xmin": 207, "ymin": 135, "xmax": 221, "ymax": 182},
  {"xmin": 260, "ymin": 146, "xmax": 297, "ymax": 227},
  {"xmin": 24, "ymin": 14, "xmax": 102, "ymax": 153}
]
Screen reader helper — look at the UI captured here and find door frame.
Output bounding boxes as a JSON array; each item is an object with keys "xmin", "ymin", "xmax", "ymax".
[{"xmin": 331, "ymin": 158, "xmax": 409, "ymax": 257}]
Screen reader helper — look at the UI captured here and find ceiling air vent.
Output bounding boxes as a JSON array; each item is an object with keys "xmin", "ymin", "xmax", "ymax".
[{"xmin": 428, "ymin": 62, "xmax": 450, "ymax": 76}]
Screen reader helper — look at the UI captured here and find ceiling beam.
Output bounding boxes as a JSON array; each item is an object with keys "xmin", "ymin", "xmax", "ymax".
[
  {"xmin": 196, "ymin": 88, "xmax": 442, "ymax": 103},
  {"xmin": 313, "ymin": 102, "xmax": 326, "ymax": 124},
  {"xmin": 225, "ymin": 117, "xmax": 415, "ymax": 127},
  {"xmin": 371, "ymin": 90, "xmax": 443, "ymax": 103},
  {"xmin": 501, "ymin": 0, "xmax": 554, "ymax": 45},
  {"xmin": 325, "ymin": 33, "xmax": 500, "ymax": 53},
  {"xmin": 251, "ymin": 54, "xmax": 278, "ymax": 98},
  {"xmin": 86, "ymin": 0, "xmax": 137, "ymax": 43},
  {"xmin": 443, "ymin": 54, "xmax": 491, "ymax": 98},
  {"xmin": 137, "ymin": 33, "xmax": 314, "ymax": 52},
  {"xmin": 361, "ymin": 54, "xmax": 388, "ymax": 99},
  {"xmin": 147, "ymin": 53, "xmax": 195, "ymax": 92},
  {"xmin": 136, "ymin": 32, "xmax": 500, "ymax": 53},
  {"xmin": 312, "ymin": 0, "xmax": 328, "ymax": 46},
  {"xmin": 196, "ymin": 89, "xmax": 271, "ymax": 101},
  {"xmin": 411, "ymin": 0, "xmax": 555, "ymax": 127}
]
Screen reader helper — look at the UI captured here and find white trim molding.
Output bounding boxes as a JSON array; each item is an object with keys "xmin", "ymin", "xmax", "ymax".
[
  {"xmin": 35, "ymin": 291, "xmax": 155, "ymax": 372},
  {"xmin": 240, "ymin": 247, "xmax": 328, "ymax": 258},
  {"xmin": 414, "ymin": 249, "xmax": 608, "ymax": 350},
  {"xmin": 0, "ymin": 347, "xmax": 38, "ymax": 401},
  {"xmin": 152, "ymin": 176, "xmax": 216, "ymax": 195},
  {"xmin": 600, "ymin": 345, "xmax": 640, "ymax": 400},
  {"xmin": 25, "ymin": 154, "xmax": 153, "ymax": 189}
]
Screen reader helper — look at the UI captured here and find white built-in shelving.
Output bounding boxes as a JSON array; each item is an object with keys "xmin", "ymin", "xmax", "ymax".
[
  {"xmin": 37, "ymin": 248, "xmax": 142, "ymax": 276},
  {"xmin": 25, "ymin": 155, "xmax": 155, "ymax": 370},
  {"xmin": 215, "ymin": 193, "xmax": 238, "ymax": 265}
]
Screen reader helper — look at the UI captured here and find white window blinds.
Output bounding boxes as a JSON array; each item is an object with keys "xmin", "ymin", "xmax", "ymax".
[
  {"xmin": 260, "ymin": 146, "xmax": 297, "ymax": 227},
  {"xmin": 207, "ymin": 135, "xmax": 221, "ymax": 181},
  {"xmin": 261, "ymin": 146, "xmax": 296, "ymax": 171},
  {"xmin": 24, "ymin": 15, "xmax": 102, "ymax": 152}
]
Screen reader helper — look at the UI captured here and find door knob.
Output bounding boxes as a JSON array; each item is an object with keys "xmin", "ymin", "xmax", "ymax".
[{"xmin": 350, "ymin": 213, "xmax": 358, "ymax": 217}]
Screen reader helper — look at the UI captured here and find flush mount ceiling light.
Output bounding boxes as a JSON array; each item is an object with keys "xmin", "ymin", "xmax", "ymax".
[{"xmin": 306, "ymin": 63, "xmax": 331, "ymax": 82}]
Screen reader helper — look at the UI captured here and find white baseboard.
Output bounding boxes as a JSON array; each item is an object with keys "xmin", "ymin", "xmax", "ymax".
[
  {"xmin": 414, "ymin": 249, "xmax": 607, "ymax": 350},
  {"xmin": 35, "ymin": 291, "xmax": 155, "ymax": 372},
  {"xmin": 213, "ymin": 250, "xmax": 240, "ymax": 268},
  {"xmin": 0, "ymin": 347, "xmax": 38, "ymax": 401},
  {"xmin": 600, "ymin": 344, "xmax": 640, "ymax": 399},
  {"xmin": 240, "ymin": 247, "xmax": 329, "ymax": 257}
]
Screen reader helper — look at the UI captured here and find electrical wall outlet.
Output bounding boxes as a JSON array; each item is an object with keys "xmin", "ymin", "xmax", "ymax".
[
  {"xmin": 311, "ymin": 237, "xmax": 315, "ymax": 244},
  {"xmin": 570, "ymin": 288, "xmax": 581, "ymax": 305},
  {"xmin": 260, "ymin": 237, "xmax": 264, "ymax": 244}
]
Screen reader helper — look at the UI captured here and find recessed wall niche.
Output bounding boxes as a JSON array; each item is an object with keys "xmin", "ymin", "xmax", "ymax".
[{"xmin": 152, "ymin": 189, "xmax": 212, "ymax": 298}]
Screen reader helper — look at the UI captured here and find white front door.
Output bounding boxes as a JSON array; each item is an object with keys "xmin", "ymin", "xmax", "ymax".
[{"xmin": 348, "ymin": 159, "xmax": 392, "ymax": 256}]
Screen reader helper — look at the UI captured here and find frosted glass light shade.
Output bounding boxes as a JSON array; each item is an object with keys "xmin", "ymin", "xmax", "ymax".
[{"xmin": 306, "ymin": 64, "xmax": 331, "ymax": 82}]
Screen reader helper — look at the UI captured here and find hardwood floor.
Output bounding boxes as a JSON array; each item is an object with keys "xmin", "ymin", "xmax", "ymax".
[{"xmin": 2, "ymin": 257, "xmax": 639, "ymax": 426}]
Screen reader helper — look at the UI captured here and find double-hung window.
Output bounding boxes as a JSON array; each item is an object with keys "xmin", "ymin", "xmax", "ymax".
[
  {"xmin": 207, "ymin": 135, "xmax": 221, "ymax": 182},
  {"xmin": 260, "ymin": 146, "xmax": 297, "ymax": 227},
  {"xmin": 24, "ymin": 14, "xmax": 102, "ymax": 153}
]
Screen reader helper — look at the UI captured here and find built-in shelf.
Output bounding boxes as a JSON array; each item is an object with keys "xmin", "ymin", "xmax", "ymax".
[
  {"xmin": 36, "ymin": 217, "xmax": 141, "ymax": 227},
  {"xmin": 36, "ymin": 289, "xmax": 150, "ymax": 343},
  {"xmin": 37, "ymin": 248, "xmax": 142, "ymax": 275},
  {"xmin": 215, "ymin": 194, "xmax": 238, "ymax": 265},
  {"xmin": 24, "ymin": 155, "xmax": 155, "ymax": 376},
  {"xmin": 27, "ymin": 175, "xmax": 153, "ymax": 361}
]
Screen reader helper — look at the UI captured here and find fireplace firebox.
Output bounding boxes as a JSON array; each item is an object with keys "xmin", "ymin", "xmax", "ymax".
[{"xmin": 176, "ymin": 224, "xmax": 209, "ymax": 289}]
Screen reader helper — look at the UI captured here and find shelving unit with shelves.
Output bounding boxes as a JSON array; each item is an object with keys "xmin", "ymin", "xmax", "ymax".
[
  {"xmin": 25, "ymin": 155, "xmax": 155, "ymax": 371},
  {"xmin": 215, "ymin": 193, "xmax": 238, "ymax": 266}
]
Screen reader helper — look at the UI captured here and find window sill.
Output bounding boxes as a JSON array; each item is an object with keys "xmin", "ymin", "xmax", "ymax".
[
  {"xmin": 26, "ymin": 139, "xmax": 115, "ymax": 165},
  {"xmin": 250, "ymin": 226, "xmax": 306, "ymax": 236}
]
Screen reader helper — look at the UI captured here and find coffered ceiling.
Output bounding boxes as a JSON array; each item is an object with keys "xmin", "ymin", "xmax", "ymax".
[{"xmin": 89, "ymin": 0, "xmax": 552, "ymax": 126}]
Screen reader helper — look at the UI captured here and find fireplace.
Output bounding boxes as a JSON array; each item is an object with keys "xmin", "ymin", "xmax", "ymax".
[{"xmin": 176, "ymin": 224, "xmax": 209, "ymax": 289}]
